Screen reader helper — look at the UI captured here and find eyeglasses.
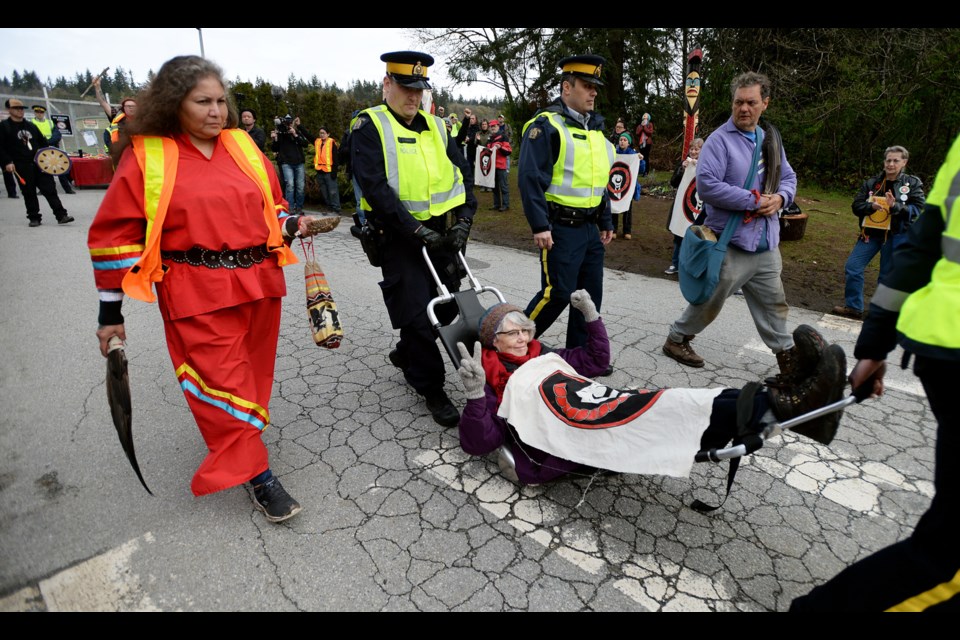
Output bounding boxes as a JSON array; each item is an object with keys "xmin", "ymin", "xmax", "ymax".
[{"xmin": 495, "ymin": 328, "xmax": 532, "ymax": 339}]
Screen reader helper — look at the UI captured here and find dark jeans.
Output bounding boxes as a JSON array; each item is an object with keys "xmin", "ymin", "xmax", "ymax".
[
  {"xmin": 612, "ymin": 205, "xmax": 632, "ymax": 235},
  {"xmin": 525, "ymin": 223, "xmax": 604, "ymax": 349},
  {"xmin": 842, "ymin": 233, "xmax": 909, "ymax": 312},
  {"xmin": 4, "ymin": 168, "xmax": 18, "ymax": 197},
  {"xmin": 493, "ymin": 168, "xmax": 509, "ymax": 209},
  {"xmin": 671, "ymin": 234, "xmax": 683, "ymax": 267},
  {"xmin": 316, "ymin": 171, "xmax": 340, "ymax": 211},
  {"xmin": 638, "ymin": 145, "xmax": 651, "ymax": 175},
  {"xmin": 16, "ymin": 162, "xmax": 67, "ymax": 222}
]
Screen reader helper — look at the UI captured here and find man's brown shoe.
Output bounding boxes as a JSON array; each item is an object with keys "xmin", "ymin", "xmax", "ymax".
[
  {"xmin": 662, "ymin": 337, "xmax": 705, "ymax": 368},
  {"xmin": 831, "ymin": 305, "xmax": 863, "ymax": 320}
]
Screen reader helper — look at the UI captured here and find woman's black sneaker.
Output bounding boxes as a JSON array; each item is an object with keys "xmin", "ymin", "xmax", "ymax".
[{"xmin": 253, "ymin": 477, "xmax": 302, "ymax": 523}]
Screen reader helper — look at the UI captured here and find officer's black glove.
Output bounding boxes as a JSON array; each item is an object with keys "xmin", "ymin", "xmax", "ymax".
[
  {"xmin": 415, "ymin": 225, "xmax": 446, "ymax": 252},
  {"xmin": 447, "ymin": 218, "xmax": 472, "ymax": 253}
]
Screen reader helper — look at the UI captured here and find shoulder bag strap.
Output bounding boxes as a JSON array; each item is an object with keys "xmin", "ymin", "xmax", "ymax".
[{"xmin": 717, "ymin": 127, "xmax": 765, "ymax": 250}]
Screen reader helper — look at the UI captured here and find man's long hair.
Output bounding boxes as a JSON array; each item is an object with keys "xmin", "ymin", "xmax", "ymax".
[{"xmin": 112, "ymin": 55, "xmax": 238, "ymax": 163}]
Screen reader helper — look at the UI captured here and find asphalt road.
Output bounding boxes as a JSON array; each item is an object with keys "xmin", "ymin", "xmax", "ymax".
[{"xmin": 0, "ymin": 186, "xmax": 933, "ymax": 611}]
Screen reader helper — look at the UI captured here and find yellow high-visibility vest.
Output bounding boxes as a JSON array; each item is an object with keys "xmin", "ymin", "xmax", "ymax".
[
  {"xmin": 359, "ymin": 105, "xmax": 465, "ymax": 220},
  {"xmin": 106, "ymin": 112, "xmax": 126, "ymax": 144},
  {"xmin": 896, "ymin": 133, "xmax": 960, "ymax": 354},
  {"xmin": 32, "ymin": 117, "xmax": 53, "ymax": 138},
  {"xmin": 522, "ymin": 111, "xmax": 615, "ymax": 210}
]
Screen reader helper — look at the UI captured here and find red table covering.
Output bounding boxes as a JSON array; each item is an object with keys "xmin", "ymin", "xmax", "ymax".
[{"xmin": 71, "ymin": 156, "xmax": 114, "ymax": 188}]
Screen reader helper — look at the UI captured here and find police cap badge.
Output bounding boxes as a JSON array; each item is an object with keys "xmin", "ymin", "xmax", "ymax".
[
  {"xmin": 381, "ymin": 51, "xmax": 435, "ymax": 90},
  {"xmin": 558, "ymin": 55, "xmax": 607, "ymax": 87}
]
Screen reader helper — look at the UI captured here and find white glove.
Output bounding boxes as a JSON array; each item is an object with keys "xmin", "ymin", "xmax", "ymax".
[
  {"xmin": 570, "ymin": 289, "xmax": 600, "ymax": 323},
  {"xmin": 456, "ymin": 341, "xmax": 486, "ymax": 400}
]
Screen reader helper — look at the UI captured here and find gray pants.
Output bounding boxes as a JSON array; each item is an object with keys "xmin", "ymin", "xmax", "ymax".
[{"xmin": 668, "ymin": 245, "xmax": 793, "ymax": 354}]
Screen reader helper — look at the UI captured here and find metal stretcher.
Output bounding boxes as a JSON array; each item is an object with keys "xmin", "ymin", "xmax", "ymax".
[
  {"xmin": 423, "ymin": 246, "xmax": 506, "ymax": 370},
  {"xmin": 422, "ymin": 246, "xmax": 867, "ymax": 507}
]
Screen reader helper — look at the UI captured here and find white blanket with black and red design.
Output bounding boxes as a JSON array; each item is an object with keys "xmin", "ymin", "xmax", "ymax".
[{"xmin": 497, "ymin": 353, "xmax": 723, "ymax": 478}]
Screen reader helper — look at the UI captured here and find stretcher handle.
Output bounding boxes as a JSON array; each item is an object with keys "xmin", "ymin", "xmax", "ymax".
[
  {"xmin": 695, "ymin": 393, "xmax": 861, "ymax": 463},
  {"xmin": 421, "ymin": 246, "xmax": 485, "ymax": 292},
  {"xmin": 695, "ymin": 434, "xmax": 763, "ymax": 463},
  {"xmin": 423, "ymin": 246, "xmax": 506, "ymax": 327}
]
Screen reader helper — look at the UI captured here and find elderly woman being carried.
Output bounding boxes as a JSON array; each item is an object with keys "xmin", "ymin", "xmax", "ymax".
[{"xmin": 456, "ymin": 290, "xmax": 847, "ymax": 485}]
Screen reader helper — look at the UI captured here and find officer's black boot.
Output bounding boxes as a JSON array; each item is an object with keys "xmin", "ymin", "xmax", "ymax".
[{"xmin": 423, "ymin": 389, "xmax": 459, "ymax": 427}]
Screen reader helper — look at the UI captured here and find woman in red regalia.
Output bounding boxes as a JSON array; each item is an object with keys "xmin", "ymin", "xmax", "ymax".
[{"xmin": 88, "ymin": 55, "xmax": 326, "ymax": 523}]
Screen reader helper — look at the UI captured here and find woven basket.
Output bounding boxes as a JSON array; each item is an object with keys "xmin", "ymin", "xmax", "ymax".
[{"xmin": 779, "ymin": 212, "xmax": 808, "ymax": 242}]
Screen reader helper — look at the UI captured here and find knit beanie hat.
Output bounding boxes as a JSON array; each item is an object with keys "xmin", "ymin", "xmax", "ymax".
[
  {"xmin": 618, "ymin": 132, "xmax": 633, "ymax": 146},
  {"xmin": 478, "ymin": 303, "xmax": 524, "ymax": 349}
]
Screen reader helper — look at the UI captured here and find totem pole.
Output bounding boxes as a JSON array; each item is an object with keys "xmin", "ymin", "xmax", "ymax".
[
  {"xmin": 681, "ymin": 48, "xmax": 703, "ymax": 160},
  {"xmin": 668, "ymin": 47, "xmax": 705, "ymax": 238}
]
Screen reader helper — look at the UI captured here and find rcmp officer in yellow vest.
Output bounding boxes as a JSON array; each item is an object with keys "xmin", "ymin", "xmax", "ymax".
[
  {"xmin": 351, "ymin": 51, "xmax": 477, "ymax": 427},
  {"xmin": 519, "ymin": 55, "xmax": 615, "ymax": 353},
  {"xmin": 791, "ymin": 133, "xmax": 960, "ymax": 612},
  {"xmin": 32, "ymin": 105, "xmax": 76, "ymax": 194}
]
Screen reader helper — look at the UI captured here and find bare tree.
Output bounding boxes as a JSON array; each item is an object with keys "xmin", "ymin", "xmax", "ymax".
[{"xmin": 411, "ymin": 28, "xmax": 554, "ymax": 112}]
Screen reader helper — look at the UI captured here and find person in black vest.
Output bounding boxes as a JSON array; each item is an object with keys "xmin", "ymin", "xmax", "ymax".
[{"xmin": 239, "ymin": 108, "xmax": 267, "ymax": 152}]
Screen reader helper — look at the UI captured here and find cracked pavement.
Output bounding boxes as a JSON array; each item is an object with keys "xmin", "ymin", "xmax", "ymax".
[{"xmin": 0, "ymin": 191, "xmax": 934, "ymax": 611}]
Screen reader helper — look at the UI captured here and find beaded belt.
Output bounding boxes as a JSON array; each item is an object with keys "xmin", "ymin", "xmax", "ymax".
[{"xmin": 161, "ymin": 245, "xmax": 271, "ymax": 269}]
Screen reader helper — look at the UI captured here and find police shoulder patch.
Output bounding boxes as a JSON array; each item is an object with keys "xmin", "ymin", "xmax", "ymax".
[
  {"xmin": 527, "ymin": 127, "xmax": 542, "ymax": 140},
  {"xmin": 352, "ymin": 116, "xmax": 369, "ymax": 131}
]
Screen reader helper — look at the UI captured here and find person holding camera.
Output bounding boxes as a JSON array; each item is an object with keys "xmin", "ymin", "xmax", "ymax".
[
  {"xmin": 351, "ymin": 50, "xmax": 477, "ymax": 428},
  {"xmin": 270, "ymin": 114, "xmax": 311, "ymax": 215}
]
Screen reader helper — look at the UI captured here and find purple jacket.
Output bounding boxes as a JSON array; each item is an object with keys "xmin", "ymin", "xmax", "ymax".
[
  {"xmin": 459, "ymin": 318, "xmax": 611, "ymax": 484},
  {"xmin": 696, "ymin": 117, "xmax": 796, "ymax": 252}
]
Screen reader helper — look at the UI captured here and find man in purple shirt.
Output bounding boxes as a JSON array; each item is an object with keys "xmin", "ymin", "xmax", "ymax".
[{"xmin": 662, "ymin": 72, "xmax": 806, "ymax": 385}]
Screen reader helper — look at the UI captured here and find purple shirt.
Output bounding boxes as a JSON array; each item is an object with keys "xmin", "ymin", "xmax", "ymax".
[{"xmin": 696, "ymin": 117, "xmax": 796, "ymax": 252}]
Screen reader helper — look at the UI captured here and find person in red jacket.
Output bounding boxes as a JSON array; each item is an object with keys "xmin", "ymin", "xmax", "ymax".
[{"xmin": 486, "ymin": 119, "xmax": 512, "ymax": 211}]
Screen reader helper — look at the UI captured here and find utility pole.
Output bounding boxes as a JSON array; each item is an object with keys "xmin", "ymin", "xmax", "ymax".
[{"xmin": 197, "ymin": 28, "xmax": 205, "ymax": 58}]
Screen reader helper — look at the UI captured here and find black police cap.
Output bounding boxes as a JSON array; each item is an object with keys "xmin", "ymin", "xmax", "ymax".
[
  {"xmin": 558, "ymin": 55, "xmax": 606, "ymax": 87},
  {"xmin": 381, "ymin": 51, "xmax": 434, "ymax": 90}
]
